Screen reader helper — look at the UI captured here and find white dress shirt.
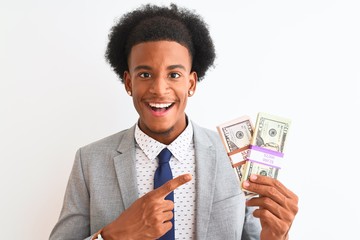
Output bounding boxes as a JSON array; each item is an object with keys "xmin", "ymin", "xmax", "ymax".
[{"xmin": 134, "ymin": 122, "xmax": 196, "ymax": 240}]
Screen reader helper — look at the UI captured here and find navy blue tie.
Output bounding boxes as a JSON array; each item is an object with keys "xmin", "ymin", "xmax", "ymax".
[{"xmin": 154, "ymin": 148, "xmax": 174, "ymax": 240}]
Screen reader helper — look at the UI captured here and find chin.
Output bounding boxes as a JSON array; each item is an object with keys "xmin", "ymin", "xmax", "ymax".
[{"xmin": 148, "ymin": 125, "xmax": 174, "ymax": 136}]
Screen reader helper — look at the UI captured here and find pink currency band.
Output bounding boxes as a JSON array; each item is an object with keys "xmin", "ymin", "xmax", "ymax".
[
  {"xmin": 247, "ymin": 145, "xmax": 284, "ymax": 169},
  {"xmin": 249, "ymin": 145, "xmax": 284, "ymax": 157}
]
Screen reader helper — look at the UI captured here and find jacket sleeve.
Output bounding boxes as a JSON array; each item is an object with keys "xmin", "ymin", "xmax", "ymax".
[
  {"xmin": 241, "ymin": 205, "xmax": 262, "ymax": 240},
  {"xmin": 49, "ymin": 148, "xmax": 94, "ymax": 240}
]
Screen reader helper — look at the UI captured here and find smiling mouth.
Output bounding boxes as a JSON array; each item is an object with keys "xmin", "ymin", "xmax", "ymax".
[{"xmin": 148, "ymin": 102, "xmax": 174, "ymax": 111}]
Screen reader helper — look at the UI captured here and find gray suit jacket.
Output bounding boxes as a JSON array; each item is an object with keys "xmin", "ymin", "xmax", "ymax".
[{"xmin": 50, "ymin": 122, "xmax": 261, "ymax": 240}]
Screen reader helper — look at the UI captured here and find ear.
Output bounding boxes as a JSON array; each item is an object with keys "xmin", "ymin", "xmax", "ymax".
[
  {"xmin": 123, "ymin": 71, "xmax": 132, "ymax": 95},
  {"xmin": 188, "ymin": 71, "xmax": 198, "ymax": 96}
]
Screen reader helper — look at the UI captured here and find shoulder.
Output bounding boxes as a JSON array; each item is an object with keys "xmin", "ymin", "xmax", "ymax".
[
  {"xmin": 84, "ymin": 125, "xmax": 134, "ymax": 148},
  {"xmin": 191, "ymin": 121, "xmax": 223, "ymax": 147},
  {"xmin": 77, "ymin": 125, "xmax": 135, "ymax": 159}
]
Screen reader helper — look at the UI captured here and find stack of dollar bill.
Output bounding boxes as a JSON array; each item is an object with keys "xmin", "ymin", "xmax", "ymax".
[{"xmin": 217, "ymin": 112, "xmax": 291, "ymax": 197}]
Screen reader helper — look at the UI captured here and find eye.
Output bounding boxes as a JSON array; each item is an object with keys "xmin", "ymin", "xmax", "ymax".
[
  {"xmin": 169, "ymin": 72, "xmax": 181, "ymax": 79},
  {"xmin": 139, "ymin": 72, "xmax": 151, "ymax": 78}
]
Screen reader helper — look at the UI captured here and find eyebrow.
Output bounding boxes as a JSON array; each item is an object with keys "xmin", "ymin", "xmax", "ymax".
[
  {"xmin": 133, "ymin": 64, "xmax": 187, "ymax": 72},
  {"xmin": 133, "ymin": 65, "xmax": 152, "ymax": 72},
  {"xmin": 167, "ymin": 64, "xmax": 187, "ymax": 71}
]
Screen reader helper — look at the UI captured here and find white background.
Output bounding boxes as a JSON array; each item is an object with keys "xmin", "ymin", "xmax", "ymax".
[{"xmin": 1, "ymin": 0, "xmax": 359, "ymax": 239}]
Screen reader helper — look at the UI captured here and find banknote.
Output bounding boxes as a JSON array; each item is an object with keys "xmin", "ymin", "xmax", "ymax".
[
  {"xmin": 241, "ymin": 112, "xmax": 291, "ymax": 194},
  {"xmin": 216, "ymin": 116, "xmax": 253, "ymax": 184}
]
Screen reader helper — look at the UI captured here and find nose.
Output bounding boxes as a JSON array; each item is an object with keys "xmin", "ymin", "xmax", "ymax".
[{"xmin": 149, "ymin": 77, "xmax": 169, "ymax": 95}]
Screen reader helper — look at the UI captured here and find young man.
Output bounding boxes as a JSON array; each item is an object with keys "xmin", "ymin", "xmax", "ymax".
[{"xmin": 50, "ymin": 4, "xmax": 298, "ymax": 240}]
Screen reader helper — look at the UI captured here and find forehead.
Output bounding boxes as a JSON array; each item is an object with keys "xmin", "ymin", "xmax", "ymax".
[{"xmin": 128, "ymin": 41, "xmax": 192, "ymax": 71}]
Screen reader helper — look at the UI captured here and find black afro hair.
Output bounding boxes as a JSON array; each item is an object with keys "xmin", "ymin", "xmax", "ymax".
[{"xmin": 105, "ymin": 3, "xmax": 216, "ymax": 83}]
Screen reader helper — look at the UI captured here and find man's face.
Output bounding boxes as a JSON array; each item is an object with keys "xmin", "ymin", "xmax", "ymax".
[{"xmin": 124, "ymin": 40, "xmax": 197, "ymax": 144}]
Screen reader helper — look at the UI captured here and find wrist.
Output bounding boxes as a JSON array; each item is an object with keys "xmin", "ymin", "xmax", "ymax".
[{"xmin": 101, "ymin": 218, "xmax": 134, "ymax": 240}]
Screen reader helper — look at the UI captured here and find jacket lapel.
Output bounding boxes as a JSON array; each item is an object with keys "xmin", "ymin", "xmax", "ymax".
[
  {"xmin": 112, "ymin": 122, "xmax": 218, "ymax": 237},
  {"xmin": 113, "ymin": 125, "xmax": 139, "ymax": 209},
  {"xmin": 192, "ymin": 122, "xmax": 217, "ymax": 239}
]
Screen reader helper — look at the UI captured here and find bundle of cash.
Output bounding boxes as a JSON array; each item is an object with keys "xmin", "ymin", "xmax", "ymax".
[
  {"xmin": 216, "ymin": 115, "xmax": 253, "ymax": 185},
  {"xmin": 240, "ymin": 112, "xmax": 291, "ymax": 195},
  {"xmin": 217, "ymin": 112, "xmax": 291, "ymax": 198}
]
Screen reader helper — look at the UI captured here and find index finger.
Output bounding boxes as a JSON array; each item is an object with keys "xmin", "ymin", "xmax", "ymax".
[
  {"xmin": 152, "ymin": 174, "xmax": 192, "ymax": 199},
  {"xmin": 247, "ymin": 174, "xmax": 297, "ymax": 199}
]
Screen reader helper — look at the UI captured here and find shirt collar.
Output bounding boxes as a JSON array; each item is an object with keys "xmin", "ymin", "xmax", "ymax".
[{"xmin": 135, "ymin": 120, "xmax": 194, "ymax": 163}]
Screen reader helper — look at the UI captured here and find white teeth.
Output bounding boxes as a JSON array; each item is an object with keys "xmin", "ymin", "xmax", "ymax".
[{"xmin": 149, "ymin": 103, "xmax": 172, "ymax": 108}]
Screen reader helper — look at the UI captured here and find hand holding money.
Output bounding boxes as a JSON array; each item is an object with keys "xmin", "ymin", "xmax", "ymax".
[
  {"xmin": 243, "ymin": 174, "xmax": 298, "ymax": 240},
  {"xmin": 218, "ymin": 113, "xmax": 298, "ymax": 239}
]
